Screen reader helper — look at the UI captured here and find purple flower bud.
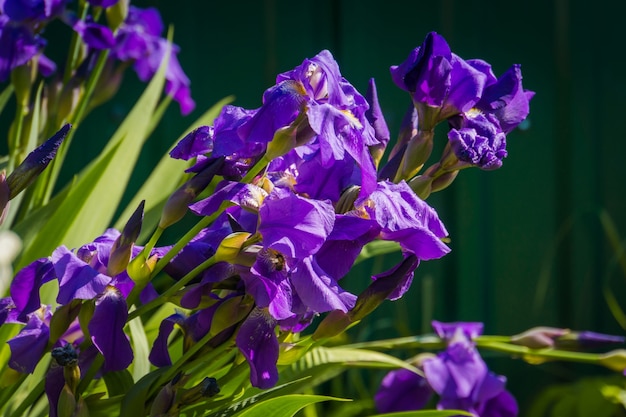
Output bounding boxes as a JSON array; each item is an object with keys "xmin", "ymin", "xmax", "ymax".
[
  {"xmin": 159, "ymin": 157, "xmax": 225, "ymax": 228},
  {"xmin": 511, "ymin": 326, "xmax": 568, "ymax": 349},
  {"xmin": 6, "ymin": 124, "xmax": 70, "ymax": 199},
  {"xmin": 108, "ymin": 200, "xmax": 144, "ymax": 276}
]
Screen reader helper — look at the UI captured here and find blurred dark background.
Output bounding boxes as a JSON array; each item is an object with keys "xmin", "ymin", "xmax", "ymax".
[{"xmin": 65, "ymin": 0, "xmax": 626, "ymax": 414}]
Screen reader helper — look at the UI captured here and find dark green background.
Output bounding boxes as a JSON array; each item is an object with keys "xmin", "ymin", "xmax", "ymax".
[{"xmin": 63, "ymin": 0, "xmax": 626, "ymax": 413}]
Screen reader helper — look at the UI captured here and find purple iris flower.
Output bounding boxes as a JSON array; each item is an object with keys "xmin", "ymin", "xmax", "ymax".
[
  {"xmin": 112, "ymin": 6, "xmax": 194, "ymax": 115},
  {"xmin": 0, "ymin": 15, "xmax": 47, "ymax": 81},
  {"xmin": 1, "ymin": 0, "xmax": 66, "ymax": 23},
  {"xmin": 376, "ymin": 321, "xmax": 518, "ymax": 417},
  {"xmin": 355, "ymin": 181, "xmax": 450, "ymax": 264},
  {"xmin": 425, "ymin": 321, "xmax": 518, "ymax": 417},
  {"xmin": 237, "ymin": 50, "xmax": 378, "ymax": 196},
  {"xmin": 447, "ymin": 111, "xmax": 508, "ymax": 170},
  {"xmin": 7, "ymin": 229, "xmax": 158, "ymax": 372},
  {"xmin": 390, "ymin": 32, "xmax": 487, "ymax": 129}
]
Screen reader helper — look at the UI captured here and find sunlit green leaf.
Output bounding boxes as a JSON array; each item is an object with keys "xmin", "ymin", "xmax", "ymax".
[
  {"xmin": 114, "ymin": 95, "xmax": 233, "ymax": 242},
  {"xmin": 15, "ymin": 45, "xmax": 168, "ymax": 268},
  {"xmin": 128, "ymin": 315, "xmax": 151, "ymax": 381},
  {"xmin": 231, "ymin": 394, "xmax": 349, "ymax": 417}
]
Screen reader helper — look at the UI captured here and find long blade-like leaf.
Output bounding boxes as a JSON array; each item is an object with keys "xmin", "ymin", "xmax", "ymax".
[
  {"xmin": 232, "ymin": 394, "xmax": 348, "ymax": 417},
  {"xmin": 15, "ymin": 47, "xmax": 169, "ymax": 268},
  {"xmin": 114, "ymin": 95, "xmax": 233, "ymax": 242}
]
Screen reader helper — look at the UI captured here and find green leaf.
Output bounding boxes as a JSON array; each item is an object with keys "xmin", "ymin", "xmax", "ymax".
[
  {"xmin": 114, "ymin": 95, "xmax": 233, "ymax": 242},
  {"xmin": 355, "ymin": 241, "xmax": 401, "ymax": 265},
  {"xmin": 128, "ymin": 314, "xmax": 151, "ymax": 381},
  {"xmin": 103, "ymin": 369, "xmax": 134, "ymax": 397},
  {"xmin": 367, "ymin": 411, "xmax": 473, "ymax": 417},
  {"xmin": 119, "ymin": 367, "xmax": 170, "ymax": 417},
  {"xmin": 83, "ymin": 394, "xmax": 124, "ymax": 417},
  {"xmin": 268, "ymin": 346, "xmax": 421, "ymax": 399},
  {"xmin": 232, "ymin": 394, "xmax": 349, "ymax": 417},
  {"xmin": 0, "ymin": 84, "xmax": 13, "ymax": 117},
  {"xmin": 15, "ymin": 45, "xmax": 169, "ymax": 268}
]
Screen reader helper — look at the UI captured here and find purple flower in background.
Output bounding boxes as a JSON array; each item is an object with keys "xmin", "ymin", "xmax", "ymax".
[
  {"xmin": 85, "ymin": 0, "xmax": 119, "ymax": 7},
  {"xmin": 1, "ymin": 0, "xmax": 66, "ymax": 23},
  {"xmin": 0, "ymin": 15, "xmax": 46, "ymax": 81},
  {"xmin": 112, "ymin": 6, "xmax": 195, "ymax": 115},
  {"xmin": 375, "ymin": 367, "xmax": 433, "ymax": 413},
  {"xmin": 375, "ymin": 321, "xmax": 518, "ymax": 417},
  {"xmin": 425, "ymin": 321, "xmax": 518, "ymax": 417}
]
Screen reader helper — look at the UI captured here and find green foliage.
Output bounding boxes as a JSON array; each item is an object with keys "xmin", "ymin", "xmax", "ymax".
[{"xmin": 527, "ymin": 376, "xmax": 626, "ymax": 417}]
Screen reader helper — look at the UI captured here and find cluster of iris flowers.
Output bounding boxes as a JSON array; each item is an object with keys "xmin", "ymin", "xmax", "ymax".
[{"xmin": 0, "ymin": 6, "xmax": 554, "ymax": 415}]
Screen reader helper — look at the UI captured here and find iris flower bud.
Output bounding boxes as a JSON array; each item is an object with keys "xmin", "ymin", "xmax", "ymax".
[
  {"xmin": 159, "ymin": 157, "xmax": 225, "ymax": 229},
  {"xmin": 6, "ymin": 124, "xmax": 70, "ymax": 199},
  {"xmin": 108, "ymin": 200, "xmax": 144, "ymax": 276}
]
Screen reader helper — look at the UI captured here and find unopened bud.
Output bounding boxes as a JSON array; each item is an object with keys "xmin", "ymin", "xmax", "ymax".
[
  {"xmin": 179, "ymin": 377, "xmax": 220, "ymax": 405},
  {"xmin": 105, "ymin": 0, "xmax": 129, "ymax": 30},
  {"xmin": 364, "ymin": 78, "xmax": 390, "ymax": 168},
  {"xmin": 398, "ymin": 130, "xmax": 434, "ymax": 181},
  {"xmin": 511, "ymin": 327, "xmax": 568, "ymax": 349},
  {"xmin": 431, "ymin": 170, "xmax": 459, "ymax": 193},
  {"xmin": 214, "ymin": 232, "xmax": 251, "ymax": 263},
  {"xmin": 6, "ymin": 124, "xmax": 71, "ymax": 199},
  {"xmin": 408, "ymin": 175, "xmax": 434, "ymax": 200},
  {"xmin": 108, "ymin": 200, "xmax": 144, "ymax": 276},
  {"xmin": 159, "ymin": 157, "xmax": 225, "ymax": 228},
  {"xmin": 57, "ymin": 385, "xmax": 77, "ymax": 417},
  {"xmin": 127, "ymin": 253, "xmax": 158, "ymax": 286},
  {"xmin": 265, "ymin": 113, "xmax": 315, "ymax": 160},
  {"xmin": 350, "ymin": 255, "xmax": 419, "ymax": 322},
  {"xmin": 387, "ymin": 104, "xmax": 417, "ymax": 161},
  {"xmin": 336, "ymin": 185, "xmax": 360, "ymax": 214},
  {"xmin": 557, "ymin": 331, "xmax": 625, "ymax": 349},
  {"xmin": 11, "ymin": 63, "xmax": 33, "ymax": 108},
  {"xmin": 313, "ymin": 309, "xmax": 354, "ymax": 341}
]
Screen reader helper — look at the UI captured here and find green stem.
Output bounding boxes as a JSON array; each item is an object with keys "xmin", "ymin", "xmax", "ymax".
[
  {"xmin": 128, "ymin": 254, "xmax": 217, "ymax": 320},
  {"xmin": 63, "ymin": 2, "xmax": 89, "ymax": 84},
  {"xmin": 476, "ymin": 341, "xmax": 603, "ymax": 365},
  {"xmin": 153, "ymin": 336, "xmax": 236, "ymax": 396},
  {"xmin": 0, "ymin": 374, "xmax": 28, "ymax": 414},
  {"xmin": 8, "ymin": 103, "xmax": 27, "ymax": 172},
  {"xmin": 241, "ymin": 155, "xmax": 271, "ymax": 183}
]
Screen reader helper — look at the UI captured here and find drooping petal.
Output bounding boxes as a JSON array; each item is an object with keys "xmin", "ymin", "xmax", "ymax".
[
  {"xmin": 290, "ymin": 256, "xmax": 356, "ymax": 313},
  {"xmin": 8, "ymin": 308, "xmax": 50, "ymax": 373},
  {"xmin": 375, "ymin": 368, "xmax": 433, "ymax": 413},
  {"xmin": 51, "ymin": 246, "xmax": 111, "ymax": 304},
  {"xmin": 258, "ymin": 188, "xmax": 334, "ymax": 259},
  {"xmin": 10, "ymin": 257, "xmax": 56, "ymax": 320},
  {"xmin": 88, "ymin": 286, "xmax": 132, "ymax": 372},
  {"xmin": 149, "ymin": 312, "xmax": 187, "ymax": 367},
  {"xmin": 235, "ymin": 308, "xmax": 279, "ymax": 389}
]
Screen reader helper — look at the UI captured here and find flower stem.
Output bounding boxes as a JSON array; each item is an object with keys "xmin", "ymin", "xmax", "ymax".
[{"xmin": 129, "ymin": 254, "xmax": 217, "ymax": 320}]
